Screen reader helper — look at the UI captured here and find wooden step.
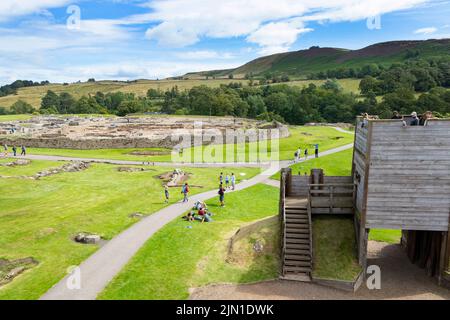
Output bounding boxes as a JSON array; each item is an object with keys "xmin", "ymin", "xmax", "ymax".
[
  {"xmin": 281, "ymin": 273, "xmax": 311, "ymax": 282},
  {"xmin": 286, "ymin": 233, "xmax": 309, "ymax": 239},
  {"xmin": 286, "ymin": 243, "xmax": 310, "ymax": 250},
  {"xmin": 283, "ymin": 266, "xmax": 312, "ymax": 273},
  {"xmin": 284, "ymin": 260, "xmax": 311, "ymax": 267},
  {"xmin": 285, "ymin": 224, "xmax": 309, "ymax": 229},
  {"xmin": 286, "ymin": 216, "xmax": 309, "ymax": 224},
  {"xmin": 285, "ymin": 249, "xmax": 310, "ymax": 255},
  {"xmin": 285, "ymin": 254, "xmax": 311, "ymax": 261},
  {"xmin": 285, "ymin": 209, "xmax": 308, "ymax": 213},
  {"xmin": 286, "ymin": 238, "xmax": 310, "ymax": 244},
  {"xmin": 285, "ymin": 214, "xmax": 308, "ymax": 218},
  {"xmin": 286, "ymin": 228, "xmax": 310, "ymax": 234}
]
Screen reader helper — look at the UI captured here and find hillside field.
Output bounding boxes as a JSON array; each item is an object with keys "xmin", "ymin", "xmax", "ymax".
[{"xmin": 0, "ymin": 78, "xmax": 361, "ymax": 110}]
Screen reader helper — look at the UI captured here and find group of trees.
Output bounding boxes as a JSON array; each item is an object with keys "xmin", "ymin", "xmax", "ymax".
[
  {"xmin": 0, "ymin": 80, "xmax": 49, "ymax": 97},
  {"xmin": 1, "ymin": 75, "xmax": 450, "ymax": 124}
]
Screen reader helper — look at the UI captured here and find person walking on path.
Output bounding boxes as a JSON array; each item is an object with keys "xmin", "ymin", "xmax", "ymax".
[
  {"xmin": 219, "ymin": 172, "xmax": 224, "ymax": 184},
  {"xmin": 304, "ymin": 148, "xmax": 308, "ymax": 160},
  {"xmin": 230, "ymin": 173, "xmax": 236, "ymax": 190},
  {"xmin": 12, "ymin": 146, "xmax": 17, "ymax": 157},
  {"xmin": 218, "ymin": 183, "xmax": 226, "ymax": 207},
  {"xmin": 181, "ymin": 183, "xmax": 189, "ymax": 203},
  {"xmin": 225, "ymin": 174, "xmax": 230, "ymax": 189},
  {"xmin": 164, "ymin": 185, "xmax": 170, "ymax": 204},
  {"xmin": 21, "ymin": 145, "xmax": 26, "ymax": 156},
  {"xmin": 314, "ymin": 144, "xmax": 319, "ymax": 158}
]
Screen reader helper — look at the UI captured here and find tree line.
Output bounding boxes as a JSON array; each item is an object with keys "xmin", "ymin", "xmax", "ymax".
[
  {"xmin": 0, "ymin": 80, "xmax": 49, "ymax": 97},
  {"xmin": 308, "ymin": 58, "xmax": 450, "ymax": 94},
  {"xmin": 1, "ymin": 80, "xmax": 449, "ymax": 123}
]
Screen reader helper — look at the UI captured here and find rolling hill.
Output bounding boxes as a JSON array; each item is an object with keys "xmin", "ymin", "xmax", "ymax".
[{"xmin": 183, "ymin": 38, "xmax": 450, "ymax": 79}]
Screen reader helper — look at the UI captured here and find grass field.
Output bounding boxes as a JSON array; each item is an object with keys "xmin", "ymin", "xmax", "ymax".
[
  {"xmin": 271, "ymin": 148, "xmax": 354, "ymax": 180},
  {"xmin": 369, "ymin": 229, "xmax": 402, "ymax": 244},
  {"xmin": 285, "ymin": 79, "xmax": 361, "ymax": 95},
  {"xmin": 22, "ymin": 126, "xmax": 354, "ymax": 163},
  {"xmin": 0, "ymin": 114, "xmax": 34, "ymax": 122},
  {"xmin": 312, "ymin": 216, "xmax": 362, "ymax": 281},
  {"xmin": 0, "ymin": 160, "xmax": 259, "ymax": 300},
  {"xmin": 0, "ymin": 158, "xmax": 67, "ymax": 177},
  {"xmin": 99, "ymin": 184, "xmax": 279, "ymax": 300}
]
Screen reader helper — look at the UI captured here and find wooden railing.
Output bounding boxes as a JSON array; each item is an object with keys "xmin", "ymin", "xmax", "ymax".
[
  {"xmin": 308, "ymin": 183, "xmax": 355, "ymax": 215},
  {"xmin": 279, "ymin": 168, "xmax": 291, "ymax": 275},
  {"xmin": 307, "ymin": 190, "xmax": 314, "ymax": 271}
]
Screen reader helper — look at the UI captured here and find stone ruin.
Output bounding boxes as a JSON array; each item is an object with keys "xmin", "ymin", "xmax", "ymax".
[
  {"xmin": 0, "ymin": 159, "xmax": 31, "ymax": 167},
  {"xmin": 0, "ymin": 257, "xmax": 39, "ymax": 287},
  {"xmin": 159, "ymin": 168, "xmax": 189, "ymax": 187},
  {"xmin": 34, "ymin": 162, "xmax": 90, "ymax": 179},
  {"xmin": 0, "ymin": 115, "xmax": 290, "ymax": 150},
  {"xmin": 73, "ymin": 232, "xmax": 102, "ymax": 245}
]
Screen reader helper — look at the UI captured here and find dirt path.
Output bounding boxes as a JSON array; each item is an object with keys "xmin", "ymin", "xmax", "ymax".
[{"xmin": 189, "ymin": 241, "xmax": 450, "ymax": 300}]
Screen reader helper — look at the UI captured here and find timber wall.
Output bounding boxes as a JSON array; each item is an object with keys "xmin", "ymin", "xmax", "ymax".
[{"xmin": 363, "ymin": 119, "xmax": 450, "ymax": 231}]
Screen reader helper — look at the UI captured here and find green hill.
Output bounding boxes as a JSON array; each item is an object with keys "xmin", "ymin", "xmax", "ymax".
[{"xmin": 184, "ymin": 39, "xmax": 450, "ymax": 79}]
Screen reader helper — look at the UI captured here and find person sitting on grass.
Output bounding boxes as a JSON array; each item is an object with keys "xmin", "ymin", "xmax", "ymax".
[
  {"xmin": 198, "ymin": 207, "xmax": 213, "ymax": 223},
  {"xmin": 218, "ymin": 183, "xmax": 226, "ymax": 207}
]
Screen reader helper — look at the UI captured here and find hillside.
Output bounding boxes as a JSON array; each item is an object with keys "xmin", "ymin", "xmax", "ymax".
[{"xmin": 184, "ymin": 39, "xmax": 450, "ymax": 79}]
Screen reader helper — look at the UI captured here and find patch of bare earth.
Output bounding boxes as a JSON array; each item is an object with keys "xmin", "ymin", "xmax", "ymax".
[{"xmin": 189, "ymin": 241, "xmax": 450, "ymax": 300}]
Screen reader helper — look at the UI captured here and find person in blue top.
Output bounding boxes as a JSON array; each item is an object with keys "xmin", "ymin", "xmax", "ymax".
[
  {"xmin": 181, "ymin": 183, "xmax": 189, "ymax": 202},
  {"xmin": 225, "ymin": 174, "xmax": 230, "ymax": 189},
  {"xmin": 230, "ymin": 173, "xmax": 236, "ymax": 190}
]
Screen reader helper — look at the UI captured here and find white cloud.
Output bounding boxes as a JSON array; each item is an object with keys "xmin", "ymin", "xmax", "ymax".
[
  {"xmin": 174, "ymin": 50, "xmax": 235, "ymax": 60},
  {"xmin": 142, "ymin": 0, "xmax": 431, "ymax": 53},
  {"xmin": 0, "ymin": 60, "xmax": 241, "ymax": 85},
  {"xmin": 414, "ymin": 26, "xmax": 438, "ymax": 34},
  {"xmin": 0, "ymin": 0, "xmax": 72, "ymax": 21}
]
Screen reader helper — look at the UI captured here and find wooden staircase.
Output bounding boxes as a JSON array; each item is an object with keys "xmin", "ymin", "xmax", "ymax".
[{"xmin": 281, "ymin": 198, "xmax": 313, "ymax": 281}]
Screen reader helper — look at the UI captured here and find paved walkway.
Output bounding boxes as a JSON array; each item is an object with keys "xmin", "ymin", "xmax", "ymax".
[{"xmin": 40, "ymin": 142, "xmax": 354, "ymax": 300}]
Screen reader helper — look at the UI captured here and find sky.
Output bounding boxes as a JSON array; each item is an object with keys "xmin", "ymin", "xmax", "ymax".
[{"xmin": 0, "ymin": 0, "xmax": 449, "ymax": 85}]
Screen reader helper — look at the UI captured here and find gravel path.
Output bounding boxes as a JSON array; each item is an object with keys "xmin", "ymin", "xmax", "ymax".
[{"xmin": 190, "ymin": 241, "xmax": 450, "ymax": 300}]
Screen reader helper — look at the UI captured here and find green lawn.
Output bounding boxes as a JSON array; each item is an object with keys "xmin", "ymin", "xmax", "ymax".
[
  {"xmin": 22, "ymin": 126, "xmax": 354, "ymax": 163},
  {"xmin": 0, "ymin": 158, "xmax": 67, "ymax": 177},
  {"xmin": 99, "ymin": 184, "xmax": 279, "ymax": 300},
  {"xmin": 272, "ymin": 148, "xmax": 353, "ymax": 180},
  {"xmin": 369, "ymin": 229, "xmax": 402, "ymax": 244},
  {"xmin": 0, "ymin": 160, "xmax": 259, "ymax": 300},
  {"xmin": 312, "ymin": 216, "xmax": 362, "ymax": 281},
  {"xmin": 0, "ymin": 114, "xmax": 33, "ymax": 122}
]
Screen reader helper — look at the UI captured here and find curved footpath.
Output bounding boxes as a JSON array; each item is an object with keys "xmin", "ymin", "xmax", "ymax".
[{"xmin": 39, "ymin": 142, "xmax": 353, "ymax": 300}]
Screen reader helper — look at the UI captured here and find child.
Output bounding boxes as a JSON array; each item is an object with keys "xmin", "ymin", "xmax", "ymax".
[
  {"xmin": 225, "ymin": 174, "xmax": 230, "ymax": 189},
  {"xmin": 219, "ymin": 172, "xmax": 223, "ymax": 184},
  {"xmin": 164, "ymin": 185, "xmax": 170, "ymax": 203}
]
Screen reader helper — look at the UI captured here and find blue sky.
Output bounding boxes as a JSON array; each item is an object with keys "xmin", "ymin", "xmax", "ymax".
[{"xmin": 0, "ymin": 0, "xmax": 449, "ymax": 85}]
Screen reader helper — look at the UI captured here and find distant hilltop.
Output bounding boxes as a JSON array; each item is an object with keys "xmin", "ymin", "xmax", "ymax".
[{"xmin": 179, "ymin": 38, "xmax": 450, "ymax": 79}]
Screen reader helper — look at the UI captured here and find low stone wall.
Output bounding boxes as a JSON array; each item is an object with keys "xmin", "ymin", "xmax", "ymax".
[{"xmin": 0, "ymin": 126, "xmax": 290, "ymax": 150}]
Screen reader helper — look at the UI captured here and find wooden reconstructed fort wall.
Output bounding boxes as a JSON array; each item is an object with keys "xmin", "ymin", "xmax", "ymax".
[{"xmin": 362, "ymin": 119, "xmax": 450, "ymax": 231}]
